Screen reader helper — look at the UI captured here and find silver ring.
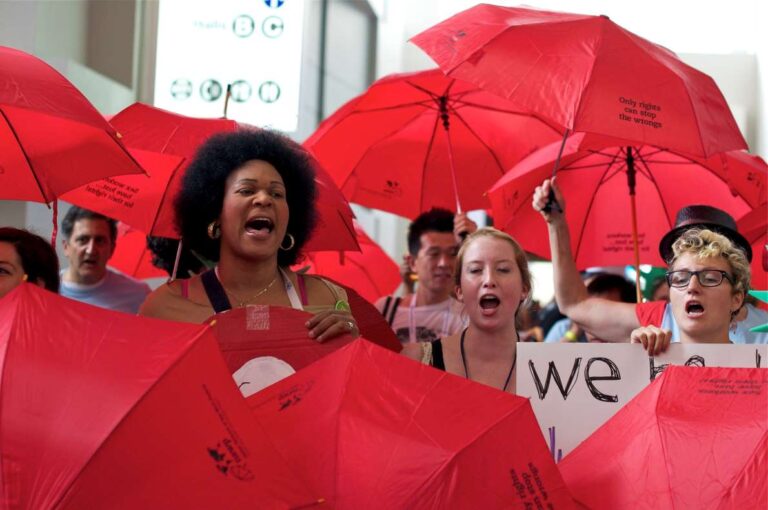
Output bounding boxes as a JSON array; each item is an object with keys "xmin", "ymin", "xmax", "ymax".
[{"xmin": 346, "ymin": 321, "xmax": 355, "ymax": 331}]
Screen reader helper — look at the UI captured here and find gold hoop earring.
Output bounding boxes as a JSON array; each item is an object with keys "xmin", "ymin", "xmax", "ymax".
[
  {"xmin": 280, "ymin": 233, "xmax": 295, "ymax": 251},
  {"xmin": 207, "ymin": 221, "xmax": 221, "ymax": 240}
]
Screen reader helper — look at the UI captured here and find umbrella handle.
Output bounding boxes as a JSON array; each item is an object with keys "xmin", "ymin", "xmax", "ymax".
[{"xmin": 542, "ymin": 129, "xmax": 569, "ymax": 213}]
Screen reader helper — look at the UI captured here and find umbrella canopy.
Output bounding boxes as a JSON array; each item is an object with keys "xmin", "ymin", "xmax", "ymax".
[
  {"xmin": 0, "ymin": 283, "xmax": 318, "ymax": 508},
  {"xmin": 558, "ymin": 365, "xmax": 768, "ymax": 509},
  {"xmin": 208, "ymin": 306, "xmax": 400, "ymax": 394},
  {"xmin": 411, "ymin": 5, "xmax": 747, "ymax": 158},
  {"xmin": 304, "ymin": 68, "xmax": 561, "ymax": 218},
  {"xmin": 0, "ymin": 46, "xmax": 145, "ymax": 203},
  {"xmin": 488, "ymin": 133, "xmax": 766, "ymax": 269},
  {"xmin": 247, "ymin": 339, "xmax": 575, "ymax": 508},
  {"xmin": 296, "ymin": 222, "xmax": 401, "ymax": 304},
  {"xmin": 62, "ymin": 103, "xmax": 359, "ymax": 252},
  {"xmin": 737, "ymin": 203, "xmax": 768, "ymax": 290},
  {"xmin": 108, "ymin": 224, "xmax": 168, "ymax": 280}
]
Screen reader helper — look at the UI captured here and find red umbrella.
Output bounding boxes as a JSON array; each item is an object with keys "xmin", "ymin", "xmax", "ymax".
[
  {"xmin": 0, "ymin": 283, "xmax": 318, "ymax": 508},
  {"xmin": 108, "ymin": 224, "xmax": 167, "ymax": 279},
  {"xmin": 296, "ymin": 222, "xmax": 401, "ymax": 304},
  {"xmin": 737, "ymin": 202, "xmax": 768, "ymax": 290},
  {"xmin": 411, "ymin": 5, "xmax": 747, "ymax": 158},
  {"xmin": 208, "ymin": 306, "xmax": 400, "ymax": 390},
  {"xmin": 0, "ymin": 46, "xmax": 145, "ymax": 204},
  {"xmin": 304, "ymin": 68, "xmax": 561, "ymax": 218},
  {"xmin": 488, "ymin": 133, "xmax": 765, "ymax": 274},
  {"xmin": 63, "ymin": 103, "xmax": 358, "ymax": 252},
  {"xmin": 247, "ymin": 339, "xmax": 575, "ymax": 508},
  {"xmin": 558, "ymin": 366, "xmax": 767, "ymax": 509}
]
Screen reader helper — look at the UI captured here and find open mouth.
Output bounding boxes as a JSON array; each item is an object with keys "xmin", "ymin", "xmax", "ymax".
[
  {"xmin": 245, "ymin": 217, "xmax": 274, "ymax": 234},
  {"xmin": 479, "ymin": 295, "xmax": 500, "ymax": 310},
  {"xmin": 685, "ymin": 301, "xmax": 705, "ymax": 317}
]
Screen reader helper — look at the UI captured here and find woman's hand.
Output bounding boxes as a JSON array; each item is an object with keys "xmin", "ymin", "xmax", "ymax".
[
  {"xmin": 306, "ymin": 310, "xmax": 359, "ymax": 342},
  {"xmin": 630, "ymin": 325, "xmax": 671, "ymax": 355},
  {"xmin": 532, "ymin": 178, "xmax": 565, "ymax": 223},
  {"xmin": 453, "ymin": 212, "xmax": 478, "ymax": 241}
]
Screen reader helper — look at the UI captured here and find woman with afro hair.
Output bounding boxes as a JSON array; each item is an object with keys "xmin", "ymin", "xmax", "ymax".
[{"xmin": 140, "ymin": 129, "xmax": 358, "ymax": 342}]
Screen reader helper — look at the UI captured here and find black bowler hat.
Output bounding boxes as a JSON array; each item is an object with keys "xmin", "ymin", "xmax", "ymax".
[{"xmin": 659, "ymin": 205, "xmax": 753, "ymax": 262}]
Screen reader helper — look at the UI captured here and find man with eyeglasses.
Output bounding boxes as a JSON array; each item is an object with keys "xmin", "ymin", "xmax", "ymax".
[{"xmin": 532, "ymin": 179, "xmax": 766, "ymax": 347}]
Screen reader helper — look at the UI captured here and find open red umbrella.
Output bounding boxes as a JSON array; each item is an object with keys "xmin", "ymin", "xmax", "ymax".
[
  {"xmin": 296, "ymin": 222, "xmax": 401, "ymax": 304},
  {"xmin": 558, "ymin": 365, "xmax": 767, "ymax": 509},
  {"xmin": 304, "ymin": 68, "xmax": 561, "ymax": 218},
  {"xmin": 737, "ymin": 202, "xmax": 768, "ymax": 290},
  {"xmin": 63, "ymin": 102, "xmax": 359, "ymax": 252},
  {"xmin": 208, "ymin": 306, "xmax": 400, "ymax": 392},
  {"xmin": 108, "ymin": 224, "xmax": 167, "ymax": 279},
  {"xmin": 247, "ymin": 339, "xmax": 575, "ymax": 508},
  {"xmin": 488, "ymin": 133, "xmax": 765, "ymax": 274},
  {"xmin": 411, "ymin": 5, "xmax": 747, "ymax": 158},
  {"xmin": 0, "ymin": 46, "xmax": 145, "ymax": 204},
  {"xmin": 0, "ymin": 283, "xmax": 318, "ymax": 508}
]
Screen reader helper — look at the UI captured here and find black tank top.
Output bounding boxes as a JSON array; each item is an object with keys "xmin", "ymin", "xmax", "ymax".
[{"xmin": 431, "ymin": 339, "xmax": 445, "ymax": 371}]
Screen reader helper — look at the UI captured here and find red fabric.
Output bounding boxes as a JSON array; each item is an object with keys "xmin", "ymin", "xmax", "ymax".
[
  {"xmin": 738, "ymin": 203, "xmax": 768, "ymax": 291},
  {"xmin": 0, "ymin": 46, "xmax": 145, "ymax": 203},
  {"xmin": 247, "ymin": 339, "xmax": 575, "ymax": 507},
  {"xmin": 635, "ymin": 300, "xmax": 666, "ymax": 327},
  {"xmin": 295, "ymin": 222, "xmax": 401, "ymax": 304},
  {"xmin": 304, "ymin": 68, "xmax": 561, "ymax": 218},
  {"xmin": 559, "ymin": 366, "xmax": 768, "ymax": 509},
  {"xmin": 108, "ymin": 224, "xmax": 167, "ymax": 279},
  {"xmin": 207, "ymin": 306, "xmax": 400, "ymax": 377},
  {"xmin": 0, "ymin": 283, "xmax": 317, "ymax": 508},
  {"xmin": 412, "ymin": 5, "xmax": 747, "ymax": 158},
  {"xmin": 488, "ymin": 133, "xmax": 764, "ymax": 268}
]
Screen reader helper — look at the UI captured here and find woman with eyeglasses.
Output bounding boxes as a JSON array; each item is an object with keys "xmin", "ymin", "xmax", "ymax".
[{"xmin": 630, "ymin": 228, "xmax": 750, "ymax": 352}]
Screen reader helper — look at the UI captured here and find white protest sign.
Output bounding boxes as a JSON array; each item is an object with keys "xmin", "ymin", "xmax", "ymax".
[
  {"xmin": 154, "ymin": 0, "xmax": 304, "ymax": 132},
  {"xmin": 517, "ymin": 343, "xmax": 767, "ymax": 461}
]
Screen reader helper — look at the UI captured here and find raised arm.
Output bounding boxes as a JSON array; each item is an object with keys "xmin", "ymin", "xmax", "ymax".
[{"xmin": 533, "ymin": 179, "xmax": 640, "ymax": 342}]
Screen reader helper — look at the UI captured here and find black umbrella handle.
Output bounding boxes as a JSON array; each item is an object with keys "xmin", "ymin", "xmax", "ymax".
[{"xmin": 541, "ymin": 189, "xmax": 562, "ymax": 214}]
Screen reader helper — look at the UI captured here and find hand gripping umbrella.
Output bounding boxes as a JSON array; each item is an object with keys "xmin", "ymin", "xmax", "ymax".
[
  {"xmin": 0, "ymin": 284, "xmax": 318, "ymax": 509},
  {"xmin": 247, "ymin": 339, "xmax": 575, "ymax": 508},
  {"xmin": 558, "ymin": 365, "xmax": 768, "ymax": 510},
  {"xmin": 304, "ymin": 68, "xmax": 562, "ymax": 218}
]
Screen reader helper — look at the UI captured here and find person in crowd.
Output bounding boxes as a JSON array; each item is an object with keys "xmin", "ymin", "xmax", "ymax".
[
  {"xmin": 630, "ymin": 227, "xmax": 750, "ymax": 351},
  {"xmin": 532, "ymin": 179, "xmax": 764, "ymax": 350},
  {"xmin": 139, "ymin": 129, "xmax": 358, "ymax": 342},
  {"xmin": 60, "ymin": 207, "xmax": 150, "ymax": 314},
  {"xmin": 648, "ymin": 275, "xmax": 670, "ymax": 302},
  {"xmin": 545, "ymin": 273, "xmax": 635, "ymax": 342},
  {"xmin": 375, "ymin": 208, "xmax": 475, "ymax": 344},
  {"xmin": 0, "ymin": 227, "xmax": 60, "ymax": 298},
  {"xmin": 404, "ymin": 228, "xmax": 531, "ymax": 394}
]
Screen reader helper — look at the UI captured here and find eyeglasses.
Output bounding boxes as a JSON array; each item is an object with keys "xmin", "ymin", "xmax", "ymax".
[{"xmin": 665, "ymin": 270, "xmax": 734, "ymax": 288}]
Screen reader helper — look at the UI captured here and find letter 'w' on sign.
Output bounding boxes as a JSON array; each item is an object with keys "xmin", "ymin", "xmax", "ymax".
[{"xmin": 528, "ymin": 359, "xmax": 581, "ymax": 400}]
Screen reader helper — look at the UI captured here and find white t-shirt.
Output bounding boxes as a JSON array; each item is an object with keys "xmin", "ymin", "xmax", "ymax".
[{"xmin": 375, "ymin": 295, "xmax": 466, "ymax": 344}]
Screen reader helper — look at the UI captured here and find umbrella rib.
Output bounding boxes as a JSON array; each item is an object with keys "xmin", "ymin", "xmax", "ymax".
[
  {"xmin": 635, "ymin": 150, "xmax": 676, "ymax": 226},
  {"xmin": 418, "ymin": 108, "xmax": 443, "ymax": 213},
  {"xmin": 351, "ymin": 99, "xmax": 434, "ymax": 114},
  {"xmin": 572, "ymin": 158, "xmax": 617, "ymax": 261},
  {"xmin": 0, "ymin": 107, "xmax": 50, "ymax": 203},
  {"xmin": 147, "ymin": 157, "xmax": 187, "ymax": 236},
  {"xmin": 450, "ymin": 99, "xmax": 564, "ymax": 134},
  {"xmin": 450, "ymin": 108, "xmax": 507, "ymax": 177}
]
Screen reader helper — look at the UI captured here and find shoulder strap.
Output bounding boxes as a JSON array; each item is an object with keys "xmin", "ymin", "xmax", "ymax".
[
  {"xmin": 381, "ymin": 296, "xmax": 392, "ymax": 318},
  {"xmin": 387, "ymin": 297, "xmax": 402, "ymax": 326},
  {"xmin": 296, "ymin": 273, "xmax": 309, "ymax": 306},
  {"xmin": 431, "ymin": 339, "xmax": 445, "ymax": 371},
  {"xmin": 200, "ymin": 269, "xmax": 232, "ymax": 313}
]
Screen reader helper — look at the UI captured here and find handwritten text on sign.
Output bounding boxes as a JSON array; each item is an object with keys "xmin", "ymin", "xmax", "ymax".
[{"xmin": 516, "ymin": 343, "xmax": 766, "ymax": 461}]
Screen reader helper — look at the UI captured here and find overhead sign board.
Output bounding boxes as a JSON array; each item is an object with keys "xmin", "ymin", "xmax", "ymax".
[{"xmin": 154, "ymin": 0, "xmax": 304, "ymax": 132}]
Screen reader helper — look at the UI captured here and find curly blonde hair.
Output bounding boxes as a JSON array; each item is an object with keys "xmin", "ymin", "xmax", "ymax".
[{"xmin": 670, "ymin": 228, "xmax": 751, "ymax": 294}]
